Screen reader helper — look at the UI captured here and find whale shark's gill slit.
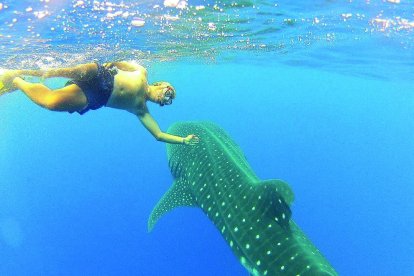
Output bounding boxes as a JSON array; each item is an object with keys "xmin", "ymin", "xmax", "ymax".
[
  {"xmin": 170, "ymin": 161, "xmax": 179, "ymax": 178},
  {"xmin": 168, "ymin": 157, "xmax": 173, "ymax": 170},
  {"xmin": 168, "ymin": 152, "xmax": 184, "ymax": 178},
  {"xmin": 174, "ymin": 162, "xmax": 184, "ymax": 178}
]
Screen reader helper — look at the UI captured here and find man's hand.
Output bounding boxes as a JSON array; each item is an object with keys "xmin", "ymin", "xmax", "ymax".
[{"xmin": 183, "ymin": 134, "xmax": 200, "ymax": 146}]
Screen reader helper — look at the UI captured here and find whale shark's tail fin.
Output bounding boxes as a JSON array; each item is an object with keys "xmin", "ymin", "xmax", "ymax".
[{"xmin": 148, "ymin": 179, "xmax": 196, "ymax": 232}]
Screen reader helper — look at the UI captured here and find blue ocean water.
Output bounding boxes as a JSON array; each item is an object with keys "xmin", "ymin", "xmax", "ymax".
[{"xmin": 1, "ymin": 0, "xmax": 413, "ymax": 275}]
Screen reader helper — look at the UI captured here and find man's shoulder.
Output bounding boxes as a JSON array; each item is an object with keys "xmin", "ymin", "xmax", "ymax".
[{"xmin": 135, "ymin": 64, "xmax": 147, "ymax": 75}]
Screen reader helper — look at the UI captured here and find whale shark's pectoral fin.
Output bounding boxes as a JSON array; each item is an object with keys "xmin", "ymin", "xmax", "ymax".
[
  {"xmin": 148, "ymin": 179, "xmax": 196, "ymax": 232},
  {"xmin": 255, "ymin": 179, "xmax": 294, "ymax": 231}
]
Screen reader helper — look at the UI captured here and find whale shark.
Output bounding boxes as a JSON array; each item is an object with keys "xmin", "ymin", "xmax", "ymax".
[{"xmin": 148, "ymin": 122, "xmax": 337, "ymax": 276}]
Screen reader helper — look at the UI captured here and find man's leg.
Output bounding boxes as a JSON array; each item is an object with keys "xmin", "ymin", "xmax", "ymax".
[
  {"xmin": 11, "ymin": 63, "xmax": 98, "ymax": 80},
  {"xmin": 12, "ymin": 77, "xmax": 88, "ymax": 112},
  {"xmin": 1, "ymin": 63, "xmax": 98, "ymax": 95}
]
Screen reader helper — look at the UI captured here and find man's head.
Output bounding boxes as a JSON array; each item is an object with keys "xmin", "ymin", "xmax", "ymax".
[{"xmin": 149, "ymin": 81, "xmax": 176, "ymax": 106}]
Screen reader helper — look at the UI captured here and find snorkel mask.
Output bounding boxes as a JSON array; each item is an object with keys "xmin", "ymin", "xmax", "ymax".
[{"xmin": 160, "ymin": 86, "xmax": 175, "ymax": 106}]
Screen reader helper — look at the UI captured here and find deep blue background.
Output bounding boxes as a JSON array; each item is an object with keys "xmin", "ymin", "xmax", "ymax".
[{"xmin": 1, "ymin": 62, "xmax": 413, "ymax": 275}]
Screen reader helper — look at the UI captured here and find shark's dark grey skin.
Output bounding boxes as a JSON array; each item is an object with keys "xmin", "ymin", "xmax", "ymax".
[{"xmin": 149, "ymin": 122, "xmax": 337, "ymax": 276}]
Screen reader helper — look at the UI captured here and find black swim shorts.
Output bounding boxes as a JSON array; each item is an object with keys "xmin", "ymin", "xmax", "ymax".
[{"xmin": 66, "ymin": 63, "xmax": 117, "ymax": 115}]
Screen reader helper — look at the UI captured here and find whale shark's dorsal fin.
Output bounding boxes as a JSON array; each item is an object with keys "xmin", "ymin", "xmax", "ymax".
[
  {"xmin": 254, "ymin": 179, "xmax": 294, "ymax": 231},
  {"xmin": 259, "ymin": 179, "xmax": 295, "ymax": 205},
  {"xmin": 148, "ymin": 179, "xmax": 195, "ymax": 232}
]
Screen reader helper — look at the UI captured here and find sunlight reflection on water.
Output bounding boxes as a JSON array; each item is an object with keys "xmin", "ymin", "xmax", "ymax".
[{"xmin": 0, "ymin": 0, "xmax": 412, "ymax": 80}]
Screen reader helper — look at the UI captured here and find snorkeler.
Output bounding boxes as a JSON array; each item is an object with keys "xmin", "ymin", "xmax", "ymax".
[{"xmin": 0, "ymin": 61, "xmax": 199, "ymax": 145}]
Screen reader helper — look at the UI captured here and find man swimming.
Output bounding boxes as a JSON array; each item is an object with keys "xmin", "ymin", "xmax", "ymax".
[{"xmin": 0, "ymin": 61, "xmax": 199, "ymax": 145}]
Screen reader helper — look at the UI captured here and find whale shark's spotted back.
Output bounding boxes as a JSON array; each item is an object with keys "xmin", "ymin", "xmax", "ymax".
[{"xmin": 149, "ymin": 122, "xmax": 337, "ymax": 276}]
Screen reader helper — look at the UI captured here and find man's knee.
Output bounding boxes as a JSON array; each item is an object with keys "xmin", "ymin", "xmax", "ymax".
[{"xmin": 43, "ymin": 94, "xmax": 65, "ymax": 111}]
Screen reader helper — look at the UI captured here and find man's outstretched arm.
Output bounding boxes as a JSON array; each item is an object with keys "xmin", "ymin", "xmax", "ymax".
[{"xmin": 137, "ymin": 112, "xmax": 199, "ymax": 145}]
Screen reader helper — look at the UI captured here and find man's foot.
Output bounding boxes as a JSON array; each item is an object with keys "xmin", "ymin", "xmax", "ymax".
[{"xmin": 0, "ymin": 70, "xmax": 19, "ymax": 96}]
